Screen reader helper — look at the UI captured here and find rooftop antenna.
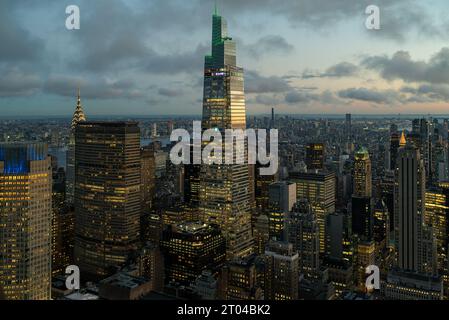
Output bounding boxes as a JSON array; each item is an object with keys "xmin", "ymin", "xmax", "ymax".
[{"xmin": 214, "ymin": 0, "xmax": 218, "ymax": 16}]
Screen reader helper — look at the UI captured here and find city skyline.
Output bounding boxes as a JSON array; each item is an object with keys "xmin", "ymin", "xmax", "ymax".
[
  {"xmin": 2, "ymin": 0, "xmax": 449, "ymax": 116},
  {"xmin": 3, "ymin": 1, "xmax": 449, "ymax": 305}
]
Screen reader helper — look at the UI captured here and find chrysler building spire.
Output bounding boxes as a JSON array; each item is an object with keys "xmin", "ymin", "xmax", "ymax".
[{"xmin": 71, "ymin": 87, "xmax": 86, "ymax": 131}]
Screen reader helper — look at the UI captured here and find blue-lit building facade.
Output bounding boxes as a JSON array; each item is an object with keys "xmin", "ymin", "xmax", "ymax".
[{"xmin": 0, "ymin": 143, "xmax": 52, "ymax": 299}]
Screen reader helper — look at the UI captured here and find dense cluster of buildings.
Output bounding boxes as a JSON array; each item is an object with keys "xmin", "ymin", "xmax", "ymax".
[{"xmin": 1, "ymin": 10, "xmax": 449, "ymax": 301}]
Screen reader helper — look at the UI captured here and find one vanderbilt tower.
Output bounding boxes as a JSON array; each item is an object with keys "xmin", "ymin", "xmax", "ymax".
[{"xmin": 199, "ymin": 6, "xmax": 254, "ymax": 260}]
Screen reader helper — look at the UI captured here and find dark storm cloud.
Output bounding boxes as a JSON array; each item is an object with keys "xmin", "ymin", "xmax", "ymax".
[
  {"xmin": 0, "ymin": 68, "xmax": 41, "ymax": 97},
  {"xmin": 0, "ymin": 2, "xmax": 43, "ymax": 62},
  {"xmin": 253, "ymin": 94, "xmax": 282, "ymax": 106},
  {"xmin": 158, "ymin": 88, "xmax": 183, "ymax": 97},
  {"xmin": 324, "ymin": 62, "xmax": 359, "ymax": 78},
  {"xmin": 285, "ymin": 91, "xmax": 318, "ymax": 104},
  {"xmin": 338, "ymin": 87, "xmax": 402, "ymax": 104},
  {"xmin": 72, "ymin": 0, "xmax": 443, "ymax": 76},
  {"xmin": 211, "ymin": 0, "xmax": 446, "ymax": 41},
  {"xmin": 44, "ymin": 75, "xmax": 143, "ymax": 100},
  {"xmin": 302, "ymin": 62, "xmax": 359, "ymax": 79},
  {"xmin": 70, "ymin": 0, "xmax": 208, "ymax": 74},
  {"xmin": 242, "ymin": 35, "xmax": 294, "ymax": 59},
  {"xmin": 401, "ymin": 84, "xmax": 449, "ymax": 102},
  {"xmin": 362, "ymin": 48, "xmax": 449, "ymax": 85},
  {"xmin": 144, "ymin": 45, "xmax": 207, "ymax": 75},
  {"xmin": 284, "ymin": 89, "xmax": 338, "ymax": 105},
  {"xmin": 245, "ymin": 71, "xmax": 293, "ymax": 93}
]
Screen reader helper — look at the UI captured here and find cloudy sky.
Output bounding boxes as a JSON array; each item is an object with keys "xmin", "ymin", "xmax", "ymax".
[{"xmin": 1, "ymin": 0, "xmax": 449, "ymax": 117}]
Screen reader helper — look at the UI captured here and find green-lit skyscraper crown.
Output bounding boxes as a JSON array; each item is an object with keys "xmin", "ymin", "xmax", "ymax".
[{"xmin": 205, "ymin": 9, "xmax": 236, "ymax": 68}]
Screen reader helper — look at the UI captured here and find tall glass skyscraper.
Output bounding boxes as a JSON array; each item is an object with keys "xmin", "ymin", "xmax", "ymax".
[
  {"xmin": 199, "ymin": 9, "xmax": 253, "ymax": 259},
  {"xmin": 0, "ymin": 143, "xmax": 52, "ymax": 300},
  {"xmin": 74, "ymin": 122, "xmax": 141, "ymax": 278}
]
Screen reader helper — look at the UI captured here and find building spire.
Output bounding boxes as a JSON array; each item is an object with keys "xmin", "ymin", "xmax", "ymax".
[
  {"xmin": 214, "ymin": 0, "xmax": 218, "ymax": 16},
  {"xmin": 399, "ymin": 131, "xmax": 407, "ymax": 147},
  {"xmin": 71, "ymin": 87, "xmax": 86, "ymax": 131}
]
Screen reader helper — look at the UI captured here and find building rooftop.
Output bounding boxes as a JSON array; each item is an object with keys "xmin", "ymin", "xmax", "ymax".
[
  {"xmin": 100, "ymin": 273, "xmax": 151, "ymax": 290},
  {"xmin": 64, "ymin": 292, "xmax": 99, "ymax": 301}
]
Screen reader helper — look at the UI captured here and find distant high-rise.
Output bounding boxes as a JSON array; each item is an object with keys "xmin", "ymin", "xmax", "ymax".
[
  {"xmin": 263, "ymin": 241, "xmax": 299, "ymax": 300},
  {"xmin": 381, "ymin": 170, "xmax": 396, "ymax": 232},
  {"xmin": 345, "ymin": 114, "xmax": 352, "ymax": 140},
  {"xmin": 255, "ymin": 161, "xmax": 279, "ymax": 213},
  {"xmin": 306, "ymin": 143, "xmax": 325, "ymax": 170},
  {"xmin": 425, "ymin": 184, "xmax": 449, "ymax": 274},
  {"xmin": 351, "ymin": 196, "xmax": 373, "ymax": 240},
  {"xmin": 140, "ymin": 145, "xmax": 156, "ymax": 243},
  {"xmin": 290, "ymin": 170, "xmax": 336, "ymax": 253},
  {"xmin": 267, "ymin": 182, "xmax": 296, "ymax": 240},
  {"xmin": 353, "ymin": 147, "xmax": 372, "ymax": 197},
  {"xmin": 390, "ymin": 131, "xmax": 400, "ymax": 171},
  {"xmin": 324, "ymin": 211, "xmax": 354, "ymax": 296},
  {"xmin": 184, "ymin": 143, "xmax": 201, "ymax": 209},
  {"xmin": 373, "ymin": 199, "xmax": 390, "ymax": 250},
  {"xmin": 351, "ymin": 147, "xmax": 373, "ymax": 240},
  {"xmin": 151, "ymin": 123, "xmax": 158, "ymax": 138},
  {"xmin": 160, "ymin": 222, "xmax": 226, "ymax": 285},
  {"xmin": 286, "ymin": 200, "xmax": 320, "ymax": 279},
  {"xmin": 74, "ymin": 122, "xmax": 141, "ymax": 277},
  {"xmin": 199, "ymin": 8, "xmax": 253, "ymax": 259},
  {"xmin": 218, "ymin": 254, "xmax": 263, "ymax": 300},
  {"xmin": 325, "ymin": 212, "xmax": 353, "ymax": 265},
  {"xmin": 0, "ymin": 143, "xmax": 52, "ymax": 300},
  {"xmin": 52, "ymin": 207, "xmax": 75, "ymax": 277},
  {"xmin": 411, "ymin": 119, "xmax": 432, "ymax": 184},
  {"xmin": 66, "ymin": 89, "xmax": 86, "ymax": 204},
  {"xmin": 253, "ymin": 214, "xmax": 270, "ymax": 255},
  {"xmin": 141, "ymin": 145, "xmax": 156, "ymax": 213}
]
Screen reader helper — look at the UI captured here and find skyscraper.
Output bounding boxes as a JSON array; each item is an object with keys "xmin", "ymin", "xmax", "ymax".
[
  {"xmin": 286, "ymin": 200, "xmax": 320, "ymax": 279},
  {"xmin": 324, "ymin": 211, "xmax": 354, "ymax": 296},
  {"xmin": 351, "ymin": 147, "xmax": 373, "ymax": 240},
  {"xmin": 390, "ymin": 131, "xmax": 400, "ymax": 171},
  {"xmin": 218, "ymin": 254, "xmax": 263, "ymax": 300},
  {"xmin": 0, "ymin": 143, "xmax": 52, "ymax": 300},
  {"xmin": 373, "ymin": 199, "xmax": 390, "ymax": 250},
  {"xmin": 425, "ymin": 185, "xmax": 449, "ymax": 273},
  {"xmin": 255, "ymin": 161, "xmax": 279, "ymax": 213},
  {"xmin": 267, "ymin": 182, "xmax": 296, "ymax": 240},
  {"xmin": 141, "ymin": 145, "xmax": 156, "ymax": 213},
  {"xmin": 199, "ymin": 8, "xmax": 253, "ymax": 259},
  {"xmin": 184, "ymin": 143, "xmax": 201, "ymax": 209},
  {"xmin": 140, "ymin": 145, "xmax": 156, "ymax": 243},
  {"xmin": 395, "ymin": 141, "xmax": 425, "ymax": 272},
  {"xmin": 345, "ymin": 113, "xmax": 352, "ymax": 141},
  {"xmin": 66, "ymin": 89, "xmax": 86, "ymax": 205},
  {"xmin": 306, "ymin": 143, "xmax": 325, "ymax": 171},
  {"xmin": 74, "ymin": 122, "xmax": 141, "ymax": 278},
  {"xmin": 291, "ymin": 170, "xmax": 336, "ymax": 253},
  {"xmin": 263, "ymin": 241, "xmax": 299, "ymax": 300},
  {"xmin": 351, "ymin": 196, "xmax": 373, "ymax": 240},
  {"xmin": 353, "ymin": 148, "xmax": 372, "ymax": 198},
  {"xmin": 160, "ymin": 222, "xmax": 226, "ymax": 285}
]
